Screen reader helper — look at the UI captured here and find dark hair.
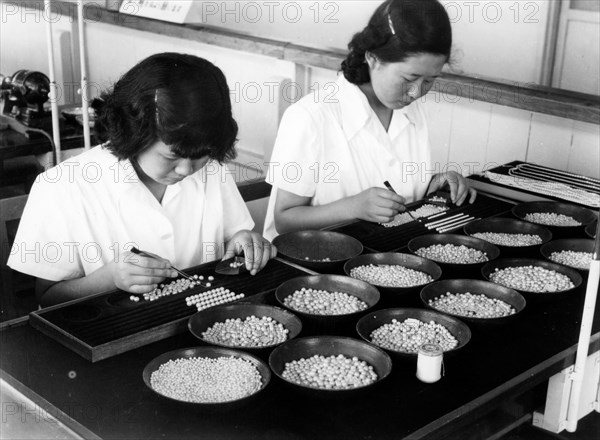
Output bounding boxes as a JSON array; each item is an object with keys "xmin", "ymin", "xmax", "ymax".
[
  {"xmin": 94, "ymin": 52, "xmax": 237, "ymax": 162},
  {"xmin": 342, "ymin": 0, "xmax": 452, "ymax": 85}
]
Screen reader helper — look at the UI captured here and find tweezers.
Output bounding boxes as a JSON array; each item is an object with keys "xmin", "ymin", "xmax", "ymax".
[{"xmin": 130, "ymin": 247, "xmax": 193, "ymax": 280}]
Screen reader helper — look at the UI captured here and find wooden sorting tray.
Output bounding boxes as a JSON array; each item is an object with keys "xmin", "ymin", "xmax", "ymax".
[
  {"xmin": 29, "ymin": 258, "xmax": 309, "ymax": 362},
  {"xmin": 468, "ymin": 161, "xmax": 600, "ymax": 208},
  {"xmin": 332, "ymin": 193, "xmax": 515, "ymax": 252}
]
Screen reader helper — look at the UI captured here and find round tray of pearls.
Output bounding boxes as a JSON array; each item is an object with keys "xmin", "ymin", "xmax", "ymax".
[
  {"xmin": 188, "ymin": 303, "xmax": 302, "ymax": 351},
  {"xmin": 143, "ymin": 346, "xmax": 271, "ymax": 405}
]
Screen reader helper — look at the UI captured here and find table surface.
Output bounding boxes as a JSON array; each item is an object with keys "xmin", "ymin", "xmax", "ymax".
[
  {"xmin": 2, "ymin": 186, "xmax": 599, "ymax": 440},
  {"xmin": 1, "ymin": 267, "xmax": 598, "ymax": 440}
]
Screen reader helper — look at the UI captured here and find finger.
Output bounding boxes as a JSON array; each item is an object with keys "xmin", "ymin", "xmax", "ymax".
[
  {"xmin": 372, "ymin": 210, "xmax": 397, "ymax": 223},
  {"xmin": 447, "ymin": 178, "xmax": 459, "ymax": 204},
  {"xmin": 469, "ymin": 187, "xmax": 478, "ymax": 204},
  {"xmin": 250, "ymin": 236, "xmax": 265, "ymax": 275},
  {"xmin": 269, "ymin": 243, "xmax": 278, "ymax": 259},
  {"xmin": 373, "ymin": 197, "xmax": 406, "ymax": 214},
  {"xmin": 129, "ymin": 274, "xmax": 169, "ymax": 286},
  {"xmin": 222, "ymin": 242, "xmax": 237, "ymax": 260},
  {"xmin": 128, "ymin": 265, "xmax": 177, "ymax": 279},
  {"xmin": 255, "ymin": 241, "xmax": 272, "ymax": 274},
  {"xmin": 380, "ymin": 215, "xmax": 397, "ymax": 224},
  {"xmin": 393, "ymin": 202, "xmax": 406, "ymax": 213},
  {"xmin": 128, "ymin": 284, "xmax": 158, "ymax": 294},
  {"xmin": 454, "ymin": 181, "xmax": 469, "ymax": 206},
  {"xmin": 237, "ymin": 240, "xmax": 254, "ymax": 273},
  {"xmin": 127, "ymin": 253, "xmax": 172, "ymax": 270},
  {"xmin": 381, "ymin": 190, "xmax": 406, "ymax": 205}
]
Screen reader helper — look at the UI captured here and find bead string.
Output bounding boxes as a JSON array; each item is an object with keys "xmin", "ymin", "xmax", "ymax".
[
  {"xmin": 485, "ymin": 171, "xmax": 600, "ymax": 208},
  {"xmin": 510, "ymin": 168, "xmax": 600, "ymax": 193},
  {"xmin": 510, "ymin": 163, "xmax": 600, "ymax": 191}
]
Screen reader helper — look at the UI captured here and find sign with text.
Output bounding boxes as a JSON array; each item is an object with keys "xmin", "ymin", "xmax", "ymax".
[{"xmin": 119, "ymin": 0, "xmax": 193, "ymax": 24}]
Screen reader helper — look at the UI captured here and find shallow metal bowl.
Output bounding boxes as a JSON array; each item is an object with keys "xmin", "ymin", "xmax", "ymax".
[
  {"xmin": 275, "ymin": 275, "xmax": 380, "ymax": 315},
  {"xmin": 407, "ymin": 234, "xmax": 500, "ymax": 279},
  {"xmin": 356, "ymin": 308, "xmax": 471, "ymax": 358},
  {"xmin": 463, "ymin": 217, "xmax": 552, "ymax": 258},
  {"xmin": 268, "ymin": 336, "xmax": 392, "ymax": 394},
  {"xmin": 420, "ymin": 279, "xmax": 526, "ymax": 324},
  {"xmin": 188, "ymin": 304, "xmax": 302, "ymax": 351},
  {"xmin": 343, "ymin": 253, "xmax": 442, "ymax": 306},
  {"xmin": 275, "ymin": 275, "xmax": 380, "ymax": 335},
  {"xmin": 481, "ymin": 258, "xmax": 583, "ymax": 302},
  {"xmin": 512, "ymin": 201, "xmax": 596, "ymax": 238},
  {"xmin": 540, "ymin": 239, "xmax": 595, "ymax": 272},
  {"xmin": 143, "ymin": 346, "xmax": 271, "ymax": 407},
  {"xmin": 585, "ymin": 221, "xmax": 597, "ymax": 239},
  {"xmin": 272, "ymin": 230, "xmax": 364, "ymax": 272}
]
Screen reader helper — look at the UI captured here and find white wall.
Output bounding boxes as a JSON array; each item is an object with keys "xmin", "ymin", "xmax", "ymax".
[
  {"xmin": 1, "ymin": 1, "xmax": 598, "ymax": 182},
  {"xmin": 1, "ymin": 1, "xmax": 552, "ymax": 84},
  {"xmin": 185, "ymin": 0, "xmax": 551, "ymax": 84}
]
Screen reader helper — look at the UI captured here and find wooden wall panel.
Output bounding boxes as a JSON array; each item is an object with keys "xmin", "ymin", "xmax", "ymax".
[
  {"xmin": 446, "ymin": 100, "xmax": 493, "ymax": 176},
  {"xmin": 424, "ymin": 100, "xmax": 453, "ymax": 167},
  {"xmin": 568, "ymin": 121, "xmax": 600, "ymax": 179},
  {"xmin": 527, "ymin": 114, "xmax": 574, "ymax": 169},
  {"xmin": 485, "ymin": 106, "xmax": 531, "ymax": 169}
]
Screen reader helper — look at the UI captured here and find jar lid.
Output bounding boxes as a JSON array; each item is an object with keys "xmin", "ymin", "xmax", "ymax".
[{"xmin": 418, "ymin": 343, "xmax": 443, "ymax": 356}]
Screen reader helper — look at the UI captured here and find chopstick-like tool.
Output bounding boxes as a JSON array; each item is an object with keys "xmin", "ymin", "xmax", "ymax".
[
  {"xmin": 130, "ymin": 247, "xmax": 193, "ymax": 280},
  {"xmin": 215, "ymin": 256, "xmax": 248, "ymax": 276},
  {"xmin": 383, "ymin": 181, "xmax": 421, "ymax": 223},
  {"xmin": 437, "ymin": 217, "xmax": 479, "ymax": 233}
]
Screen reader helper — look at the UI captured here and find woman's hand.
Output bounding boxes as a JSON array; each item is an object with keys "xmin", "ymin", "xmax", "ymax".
[
  {"xmin": 428, "ymin": 171, "xmax": 477, "ymax": 206},
  {"xmin": 107, "ymin": 250, "xmax": 177, "ymax": 294},
  {"xmin": 223, "ymin": 230, "xmax": 277, "ymax": 275},
  {"xmin": 348, "ymin": 187, "xmax": 406, "ymax": 223}
]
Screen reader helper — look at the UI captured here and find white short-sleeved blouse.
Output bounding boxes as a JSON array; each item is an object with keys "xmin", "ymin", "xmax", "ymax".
[
  {"xmin": 263, "ymin": 75, "xmax": 433, "ymax": 241},
  {"xmin": 7, "ymin": 145, "xmax": 253, "ymax": 281}
]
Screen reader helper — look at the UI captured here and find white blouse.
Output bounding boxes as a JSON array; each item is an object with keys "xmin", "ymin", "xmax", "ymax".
[
  {"xmin": 263, "ymin": 74, "xmax": 433, "ymax": 240},
  {"xmin": 8, "ymin": 145, "xmax": 253, "ymax": 281}
]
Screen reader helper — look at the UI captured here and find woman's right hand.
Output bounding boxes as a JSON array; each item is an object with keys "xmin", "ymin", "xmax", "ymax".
[
  {"xmin": 108, "ymin": 250, "xmax": 178, "ymax": 294},
  {"xmin": 348, "ymin": 187, "xmax": 406, "ymax": 223}
]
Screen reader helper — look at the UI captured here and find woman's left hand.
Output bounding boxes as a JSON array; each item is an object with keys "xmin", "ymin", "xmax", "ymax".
[
  {"xmin": 428, "ymin": 171, "xmax": 477, "ymax": 206},
  {"xmin": 223, "ymin": 230, "xmax": 277, "ymax": 275}
]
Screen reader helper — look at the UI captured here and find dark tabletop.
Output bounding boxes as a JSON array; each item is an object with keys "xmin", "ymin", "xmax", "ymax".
[
  {"xmin": 1, "ymin": 276, "xmax": 598, "ymax": 440},
  {"xmin": 2, "ymin": 188, "xmax": 599, "ymax": 440}
]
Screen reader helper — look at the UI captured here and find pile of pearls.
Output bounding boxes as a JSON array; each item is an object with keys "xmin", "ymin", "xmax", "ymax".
[
  {"xmin": 471, "ymin": 232, "xmax": 542, "ymax": 247},
  {"xmin": 283, "ymin": 288, "xmax": 368, "ymax": 315},
  {"xmin": 489, "ymin": 266, "xmax": 575, "ymax": 292},
  {"xmin": 382, "ymin": 204, "xmax": 448, "ymax": 228},
  {"xmin": 428, "ymin": 292, "xmax": 516, "ymax": 318},
  {"xmin": 350, "ymin": 264, "xmax": 433, "ymax": 287},
  {"xmin": 305, "ymin": 257, "xmax": 332, "ymax": 262},
  {"xmin": 201, "ymin": 316, "xmax": 288, "ymax": 347},
  {"xmin": 524, "ymin": 212, "xmax": 581, "ymax": 226},
  {"xmin": 549, "ymin": 250, "xmax": 592, "ymax": 270},
  {"xmin": 150, "ymin": 356, "xmax": 262, "ymax": 403},
  {"xmin": 185, "ymin": 287, "xmax": 244, "ymax": 311},
  {"xmin": 370, "ymin": 318, "xmax": 458, "ymax": 353},
  {"xmin": 228, "ymin": 260, "xmax": 245, "ymax": 269},
  {"xmin": 138, "ymin": 275, "xmax": 214, "ymax": 302},
  {"xmin": 282, "ymin": 354, "xmax": 377, "ymax": 390},
  {"xmin": 428, "ymin": 196, "xmax": 448, "ymax": 204},
  {"xmin": 415, "ymin": 244, "xmax": 488, "ymax": 264}
]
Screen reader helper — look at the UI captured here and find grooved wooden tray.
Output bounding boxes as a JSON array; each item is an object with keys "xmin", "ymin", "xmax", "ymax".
[
  {"xmin": 29, "ymin": 258, "xmax": 309, "ymax": 362},
  {"xmin": 332, "ymin": 193, "xmax": 515, "ymax": 252}
]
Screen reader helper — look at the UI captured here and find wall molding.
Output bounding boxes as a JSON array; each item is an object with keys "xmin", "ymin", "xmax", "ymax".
[{"xmin": 11, "ymin": 0, "xmax": 599, "ymax": 125}]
